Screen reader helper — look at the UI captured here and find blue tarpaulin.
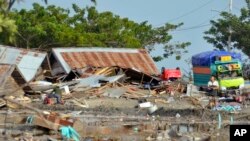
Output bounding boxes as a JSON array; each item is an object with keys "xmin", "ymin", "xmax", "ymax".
[
  {"xmin": 60, "ymin": 126, "xmax": 80, "ymax": 141},
  {"xmin": 192, "ymin": 51, "xmax": 241, "ymax": 67}
]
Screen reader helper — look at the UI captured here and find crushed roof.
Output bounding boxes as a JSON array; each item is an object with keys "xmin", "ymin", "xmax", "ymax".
[
  {"xmin": 52, "ymin": 47, "xmax": 159, "ymax": 75},
  {"xmin": 0, "ymin": 45, "xmax": 47, "ymax": 82}
]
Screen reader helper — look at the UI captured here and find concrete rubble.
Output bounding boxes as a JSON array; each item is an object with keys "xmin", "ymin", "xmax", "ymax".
[{"xmin": 0, "ymin": 46, "xmax": 249, "ymax": 141}]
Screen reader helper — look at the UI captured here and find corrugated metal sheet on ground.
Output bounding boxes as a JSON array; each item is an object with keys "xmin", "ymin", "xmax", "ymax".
[
  {"xmin": 0, "ymin": 45, "xmax": 47, "ymax": 82},
  {"xmin": 193, "ymin": 73, "xmax": 211, "ymax": 86},
  {"xmin": 78, "ymin": 75, "xmax": 105, "ymax": 88},
  {"xmin": 77, "ymin": 74, "xmax": 125, "ymax": 88},
  {"xmin": 192, "ymin": 67, "xmax": 211, "ymax": 74},
  {"xmin": 99, "ymin": 74, "xmax": 125, "ymax": 83},
  {"xmin": 52, "ymin": 48, "xmax": 159, "ymax": 75}
]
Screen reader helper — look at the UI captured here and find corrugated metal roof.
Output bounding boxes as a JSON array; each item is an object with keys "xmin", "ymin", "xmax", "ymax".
[
  {"xmin": 0, "ymin": 45, "xmax": 47, "ymax": 82},
  {"xmin": 52, "ymin": 47, "xmax": 159, "ymax": 75}
]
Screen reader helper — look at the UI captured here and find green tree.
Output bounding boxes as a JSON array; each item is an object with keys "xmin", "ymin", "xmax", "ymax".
[
  {"xmin": 0, "ymin": 0, "xmax": 17, "ymax": 43},
  {"xmin": 6, "ymin": 0, "xmax": 47, "ymax": 11},
  {"xmin": 204, "ymin": 0, "xmax": 250, "ymax": 55},
  {"xmin": 5, "ymin": 0, "xmax": 96, "ymax": 11},
  {"xmin": 7, "ymin": 3, "xmax": 189, "ymax": 60}
]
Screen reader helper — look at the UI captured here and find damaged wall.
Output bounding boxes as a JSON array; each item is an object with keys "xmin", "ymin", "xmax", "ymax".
[
  {"xmin": 0, "ymin": 65, "xmax": 24, "ymax": 96},
  {"xmin": 49, "ymin": 53, "xmax": 65, "ymax": 77},
  {"xmin": 0, "ymin": 76, "xmax": 24, "ymax": 96},
  {"xmin": 0, "ymin": 64, "xmax": 24, "ymax": 95}
]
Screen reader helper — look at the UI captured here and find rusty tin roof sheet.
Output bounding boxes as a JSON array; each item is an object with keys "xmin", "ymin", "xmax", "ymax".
[
  {"xmin": 0, "ymin": 45, "xmax": 47, "ymax": 82},
  {"xmin": 52, "ymin": 48, "xmax": 159, "ymax": 75}
]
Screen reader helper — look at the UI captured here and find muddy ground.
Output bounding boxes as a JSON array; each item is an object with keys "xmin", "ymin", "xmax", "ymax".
[{"xmin": 1, "ymin": 91, "xmax": 250, "ymax": 141}]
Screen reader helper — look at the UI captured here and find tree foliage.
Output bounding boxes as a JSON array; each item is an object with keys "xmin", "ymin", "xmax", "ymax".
[
  {"xmin": 204, "ymin": 0, "xmax": 250, "ymax": 55},
  {"xmin": 2, "ymin": 3, "xmax": 190, "ymax": 61},
  {"xmin": 0, "ymin": 0, "xmax": 17, "ymax": 43},
  {"xmin": 3, "ymin": 0, "xmax": 48, "ymax": 12},
  {"xmin": 4, "ymin": 0, "xmax": 96, "ymax": 11}
]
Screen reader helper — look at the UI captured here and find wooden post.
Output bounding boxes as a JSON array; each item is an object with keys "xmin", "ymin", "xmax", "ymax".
[
  {"xmin": 45, "ymin": 54, "xmax": 52, "ymax": 76},
  {"xmin": 140, "ymin": 73, "xmax": 144, "ymax": 85}
]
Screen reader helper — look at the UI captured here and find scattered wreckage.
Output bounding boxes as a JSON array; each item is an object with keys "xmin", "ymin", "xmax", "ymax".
[{"xmin": 0, "ymin": 45, "xmax": 249, "ymax": 140}]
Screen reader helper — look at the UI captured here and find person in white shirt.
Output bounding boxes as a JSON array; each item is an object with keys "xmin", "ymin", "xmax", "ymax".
[{"xmin": 207, "ymin": 76, "xmax": 219, "ymax": 96}]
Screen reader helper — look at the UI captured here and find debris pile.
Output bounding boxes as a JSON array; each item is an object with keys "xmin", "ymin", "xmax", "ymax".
[{"xmin": 0, "ymin": 45, "xmax": 249, "ymax": 140}]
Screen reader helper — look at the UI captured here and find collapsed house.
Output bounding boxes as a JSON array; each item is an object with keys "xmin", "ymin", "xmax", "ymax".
[
  {"xmin": 0, "ymin": 46, "xmax": 238, "ymax": 141},
  {"xmin": 0, "ymin": 45, "xmax": 50, "ymax": 96},
  {"xmin": 49, "ymin": 47, "xmax": 160, "ymax": 84}
]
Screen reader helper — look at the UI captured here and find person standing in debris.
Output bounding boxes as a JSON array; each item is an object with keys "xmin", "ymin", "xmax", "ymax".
[
  {"xmin": 207, "ymin": 76, "xmax": 219, "ymax": 96},
  {"xmin": 48, "ymin": 85, "xmax": 63, "ymax": 104}
]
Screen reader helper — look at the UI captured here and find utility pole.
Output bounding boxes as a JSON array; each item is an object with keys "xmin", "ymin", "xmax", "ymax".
[{"xmin": 227, "ymin": 0, "xmax": 233, "ymax": 52}]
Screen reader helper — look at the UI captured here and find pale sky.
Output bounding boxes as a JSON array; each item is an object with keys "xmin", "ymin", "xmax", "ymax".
[{"xmin": 14, "ymin": 0, "xmax": 247, "ymax": 73}]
